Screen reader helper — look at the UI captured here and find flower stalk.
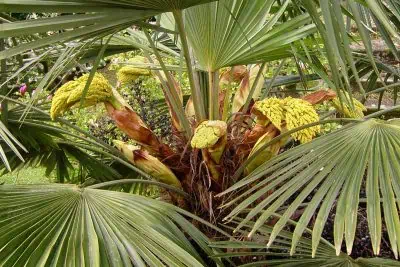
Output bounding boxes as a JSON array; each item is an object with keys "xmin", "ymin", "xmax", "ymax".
[
  {"xmin": 173, "ymin": 10, "xmax": 206, "ymax": 121},
  {"xmin": 208, "ymin": 70, "xmax": 220, "ymax": 120}
]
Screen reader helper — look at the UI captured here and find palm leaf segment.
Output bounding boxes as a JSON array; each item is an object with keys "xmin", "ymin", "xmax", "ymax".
[
  {"xmin": 0, "ymin": 0, "xmax": 218, "ymax": 60},
  {"xmin": 184, "ymin": 0, "xmax": 316, "ymax": 70},
  {"xmin": 0, "ymin": 185, "xmax": 220, "ymax": 267},
  {"xmin": 221, "ymin": 119, "xmax": 400, "ymax": 258},
  {"xmin": 211, "ymin": 218, "xmax": 400, "ymax": 267}
]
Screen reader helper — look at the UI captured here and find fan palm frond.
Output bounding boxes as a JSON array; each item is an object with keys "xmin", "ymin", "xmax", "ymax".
[
  {"xmin": 220, "ymin": 118, "xmax": 400, "ymax": 258},
  {"xmin": 0, "ymin": 0, "xmax": 218, "ymax": 60},
  {"xmin": 182, "ymin": 0, "xmax": 316, "ymax": 71},
  {"xmin": 211, "ymin": 217, "xmax": 400, "ymax": 266},
  {"xmin": 0, "ymin": 184, "xmax": 224, "ymax": 266},
  {"xmin": 2, "ymin": 119, "xmax": 122, "ymax": 183}
]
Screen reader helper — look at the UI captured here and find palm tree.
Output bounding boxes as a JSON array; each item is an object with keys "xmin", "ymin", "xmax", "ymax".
[{"xmin": 1, "ymin": 0, "xmax": 400, "ymax": 265}]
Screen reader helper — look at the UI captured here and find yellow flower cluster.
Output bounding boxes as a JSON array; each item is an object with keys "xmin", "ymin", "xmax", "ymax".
[
  {"xmin": 191, "ymin": 120, "xmax": 227, "ymax": 149},
  {"xmin": 253, "ymin": 97, "xmax": 320, "ymax": 143},
  {"xmin": 50, "ymin": 73, "xmax": 113, "ymax": 119},
  {"xmin": 116, "ymin": 56, "xmax": 151, "ymax": 84},
  {"xmin": 331, "ymin": 92, "xmax": 366, "ymax": 118},
  {"xmin": 283, "ymin": 97, "xmax": 321, "ymax": 144},
  {"xmin": 253, "ymin": 97, "xmax": 283, "ymax": 129}
]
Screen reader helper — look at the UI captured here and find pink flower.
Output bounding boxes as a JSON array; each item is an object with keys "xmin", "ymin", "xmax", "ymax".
[
  {"xmin": 19, "ymin": 84, "xmax": 27, "ymax": 96},
  {"xmin": 46, "ymin": 94, "xmax": 53, "ymax": 101}
]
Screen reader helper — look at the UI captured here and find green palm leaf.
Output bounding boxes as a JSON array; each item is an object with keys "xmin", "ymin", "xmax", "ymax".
[
  {"xmin": 182, "ymin": 0, "xmax": 316, "ymax": 70},
  {"xmin": 0, "ymin": 184, "xmax": 222, "ymax": 266},
  {"xmin": 0, "ymin": 120, "xmax": 27, "ymax": 172},
  {"xmin": 0, "ymin": 0, "xmax": 217, "ymax": 12},
  {"xmin": 211, "ymin": 217, "xmax": 400, "ymax": 266},
  {"xmin": 220, "ymin": 119, "xmax": 400, "ymax": 258},
  {"xmin": 1, "ymin": 119, "xmax": 122, "ymax": 183},
  {"xmin": 0, "ymin": 0, "xmax": 218, "ymax": 60}
]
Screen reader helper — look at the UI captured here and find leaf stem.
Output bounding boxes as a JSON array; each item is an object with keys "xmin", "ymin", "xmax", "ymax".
[
  {"xmin": 208, "ymin": 70, "xmax": 219, "ymax": 120},
  {"xmin": 87, "ymin": 179, "xmax": 189, "ymax": 197},
  {"xmin": 144, "ymin": 30, "xmax": 192, "ymax": 138},
  {"xmin": 242, "ymin": 63, "xmax": 266, "ymax": 114},
  {"xmin": 173, "ymin": 10, "xmax": 206, "ymax": 121}
]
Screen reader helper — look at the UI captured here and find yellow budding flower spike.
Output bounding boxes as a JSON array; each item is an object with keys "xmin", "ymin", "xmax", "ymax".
[
  {"xmin": 283, "ymin": 97, "xmax": 320, "ymax": 144},
  {"xmin": 50, "ymin": 73, "xmax": 113, "ymax": 120},
  {"xmin": 116, "ymin": 56, "xmax": 151, "ymax": 84},
  {"xmin": 331, "ymin": 91, "xmax": 366, "ymax": 118},
  {"xmin": 191, "ymin": 120, "xmax": 227, "ymax": 149},
  {"xmin": 252, "ymin": 97, "xmax": 320, "ymax": 144},
  {"xmin": 246, "ymin": 97, "xmax": 320, "ymax": 174},
  {"xmin": 252, "ymin": 97, "xmax": 284, "ymax": 128},
  {"xmin": 191, "ymin": 120, "xmax": 227, "ymax": 165}
]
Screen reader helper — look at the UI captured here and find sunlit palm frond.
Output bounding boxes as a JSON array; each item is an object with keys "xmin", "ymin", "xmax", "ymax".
[
  {"xmin": 0, "ymin": 0, "xmax": 219, "ymax": 60},
  {"xmin": 220, "ymin": 118, "xmax": 400, "ymax": 258},
  {"xmin": 182, "ymin": 0, "xmax": 316, "ymax": 71},
  {"xmin": 211, "ymin": 217, "xmax": 400, "ymax": 266},
  {"xmin": 0, "ymin": 184, "xmax": 223, "ymax": 266},
  {"xmin": 0, "ymin": 15, "xmax": 153, "ymax": 60}
]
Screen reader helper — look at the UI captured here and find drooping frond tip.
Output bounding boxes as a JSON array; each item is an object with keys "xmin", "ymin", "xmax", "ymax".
[{"xmin": 50, "ymin": 73, "xmax": 113, "ymax": 120}]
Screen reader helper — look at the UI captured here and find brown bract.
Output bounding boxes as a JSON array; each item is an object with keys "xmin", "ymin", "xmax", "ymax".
[
  {"xmin": 219, "ymin": 65, "xmax": 247, "ymax": 88},
  {"xmin": 244, "ymin": 123, "xmax": 273, "ymax": 146},
  {"xmin": 105, "ymin": 103, "xmax": 172, "ymax": 157},
  {"xmin": 302, "ymin": 89, "xmax": 337, "ymax": 105},
  {"xmin": 237, "ymin": 123, "xmax": 277, "ymax": 160},
  {"xmin": 114, "ymin": 141, "xmax": 181, "ymax": 188}
]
